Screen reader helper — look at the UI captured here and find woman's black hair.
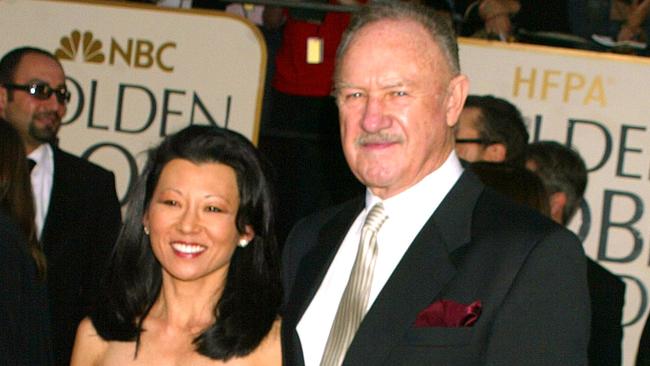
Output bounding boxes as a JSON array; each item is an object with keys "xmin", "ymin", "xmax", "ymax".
[{"xmin": 90, "ymin": 125, "xmax": 281, "ymax": 360}]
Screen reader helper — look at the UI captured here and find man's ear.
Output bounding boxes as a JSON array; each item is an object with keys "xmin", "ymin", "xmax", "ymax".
[
  {"xmin": 483, "ymin": 143, "xmax": 507, "ymax": 162},
  {"xmin": 445, "ymin": 74, "xmax": 470, "ymax": 128},
  {"xmin": 0, "ymin": 86, "xmax": 8, "ymax": 118},
  {"xmin": 549, "ymin": 192, "xmax": 567, "ymax": 224}
]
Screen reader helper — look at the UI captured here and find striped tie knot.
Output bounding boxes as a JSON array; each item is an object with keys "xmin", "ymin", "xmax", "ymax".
[{"xmin": 363, "ymin": 202, "xmax": 388, "ymax": 234}]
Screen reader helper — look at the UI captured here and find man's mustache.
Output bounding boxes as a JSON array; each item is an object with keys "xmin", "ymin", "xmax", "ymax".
[
  {"xmin": 34, "ymin": 111, "xmax": 61, "ymax": 122},
  {"xmin": 355, "ymin": 132, "xmax": 404, "ymax": 146}
]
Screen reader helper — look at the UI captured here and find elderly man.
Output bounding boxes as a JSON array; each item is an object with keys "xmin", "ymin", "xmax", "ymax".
[
  {"xmin": 0, "ymin": 47, "xmax": 122, "ymax": 365},
  {"xmin": 454, "ymin": 94, "xmax": 529, "ymax": 166},
  {"xmin": 281, "ymin": 2, "xmax": 590, "ymax": 365}
]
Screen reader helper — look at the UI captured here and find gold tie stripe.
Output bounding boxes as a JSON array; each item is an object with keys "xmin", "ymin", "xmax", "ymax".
[{"xmin": 320, "ymin": 203, "xmax": 388, "ymax": 366}]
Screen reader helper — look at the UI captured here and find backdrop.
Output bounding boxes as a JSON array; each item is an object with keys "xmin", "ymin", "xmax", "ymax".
[{"xmin": 1, "ymin": 1, "xmax": 649, "ymax": 364}]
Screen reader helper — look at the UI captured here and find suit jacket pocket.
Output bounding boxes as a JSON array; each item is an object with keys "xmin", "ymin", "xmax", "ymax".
[{"xmin": 403, "ymin": 326, "xmax": 473, "ymax": 346}]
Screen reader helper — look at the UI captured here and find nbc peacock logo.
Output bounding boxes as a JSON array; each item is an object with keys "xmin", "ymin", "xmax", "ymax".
[
  {"xmin": 55, "ymin": 30, "xmax": 105, "ymax": 63},
  {"xmin": 52, "ymin": 30, "xmax": 176, "ymax": 72}
]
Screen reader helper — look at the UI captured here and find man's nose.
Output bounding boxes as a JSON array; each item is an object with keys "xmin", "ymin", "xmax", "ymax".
[{"xmin": 361, "ymin": 96, "xmax": 390, "ymax": 132}]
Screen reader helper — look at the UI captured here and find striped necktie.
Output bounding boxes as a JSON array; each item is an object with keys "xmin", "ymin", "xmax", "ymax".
[{"xmin": 320, "ymin": 203, "xmax": 388, "ymax": 366}]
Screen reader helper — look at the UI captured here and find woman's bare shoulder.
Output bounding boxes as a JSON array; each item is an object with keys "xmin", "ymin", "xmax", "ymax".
[{"xmin": 70, "ymin": 317, "xmax": 109, "ymax": 366}]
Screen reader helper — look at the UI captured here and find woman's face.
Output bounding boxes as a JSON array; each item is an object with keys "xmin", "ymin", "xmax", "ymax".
[{"xmin": 143, "ymin": 158, "xmax": 253, "ymax": 283}]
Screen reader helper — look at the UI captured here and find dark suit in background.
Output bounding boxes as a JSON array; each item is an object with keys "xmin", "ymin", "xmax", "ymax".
[
  {"xmin": 192, "ymin": 0, "xmax": 227, "ymax": 11},
  {"xmin": 525, "ymin": 141, "xmax": 626, "ymax": 366},
  {"xmin": 637, "ymin": 313, "xmax": 650, "ymax": 365},
  {"xmin": 43, "ymin": 146, "xmax": 121, "ymax": 365},
  {"xmin": 588, "ymin": 259, "xmax": 625, "ymax": 366},
  {"xmin": 0, "ymin": 210, "xmax": 52, "ymax": 366},
  {"xmin": 282, "ymin": 171, "xmax": 590, "ymax": 365}
]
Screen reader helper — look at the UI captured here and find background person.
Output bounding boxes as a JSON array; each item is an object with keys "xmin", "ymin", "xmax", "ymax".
[
  {"xmin": 281, "ymin": 2, "xmax": 590, "ymax": 365},
  {"xmin": 0, "ymin": 118, "xmax": 52, "ymax": 365},
  {"xmin": 71, "ymin": 125, "xmax": 281, "ymax": 365},
  {"xmin": 454, "ymin": 94, "xmax": 529, "ymax": 166},
  {"xmin": 260, "ymin": 1, "xmax": 365, "ymax": 244},
  {"xmin": 526, "ymin": 140, "xmax": 625, "ymax": 366},
  {"xmin": 0, "ymin": 46, "xmax": 122, "ymax": 365}
]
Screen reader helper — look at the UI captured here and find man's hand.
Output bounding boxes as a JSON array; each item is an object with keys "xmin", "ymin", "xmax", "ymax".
[{"xmin": 479, "ymin": 0, "xmax": 520, "ymax": 40}]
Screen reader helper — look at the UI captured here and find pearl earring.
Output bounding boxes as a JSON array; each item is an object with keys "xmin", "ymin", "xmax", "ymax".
[
  {"xmin": 144, "ymin": 226, "xmax": 150, "ymax": 235},
  {"xmin": 238, "ymin": 239, "xmax": 249, "ymax": 248}
]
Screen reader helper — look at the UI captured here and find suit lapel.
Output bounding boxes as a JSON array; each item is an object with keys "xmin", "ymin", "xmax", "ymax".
[
  {"xmin": 284, "ymin": 199, "xmax": 364, "ymax": 331},
  {"xmin": 40, "ymin": 146, "xmax": 67, "ymax": 253},
  {"xmin": 344, "ymin": 171, "xmax": 484, "ymax": 365}
]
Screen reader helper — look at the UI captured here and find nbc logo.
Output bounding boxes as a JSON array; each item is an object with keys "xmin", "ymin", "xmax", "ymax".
[
  {"xmin": 53, "ymin": 30, "xmax": 176, "ymax": 72},
  {"xmin": 55, "ymin": 30, "xmax": 105, "ymax": 63}
]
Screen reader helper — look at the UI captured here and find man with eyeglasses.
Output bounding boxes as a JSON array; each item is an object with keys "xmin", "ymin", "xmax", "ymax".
[
  {"xmin": 0, "ymin": 46, "xmax": 121, "ymax": 366},
  {"xmin": 454, "ymin": 94, "xmax": 529, "ymax": 166}
]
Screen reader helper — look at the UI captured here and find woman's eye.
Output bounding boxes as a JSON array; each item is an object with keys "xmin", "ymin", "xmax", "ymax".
[
  {"xmin": 163, "ymin": 200, "xmax": 177, "ymax": 206},
  {"xmin": 206, "ymin": 206, "xmax": 221, "ymax": 213}
]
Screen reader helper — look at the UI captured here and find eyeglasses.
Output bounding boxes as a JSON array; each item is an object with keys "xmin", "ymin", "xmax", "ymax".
[
  {"xmin": 2, "ymin": 82, "xmax": 71, "ymax": 104},
  {"xmin": 455, "ymin": 138, "xmax": 495, "ymax": 145}
]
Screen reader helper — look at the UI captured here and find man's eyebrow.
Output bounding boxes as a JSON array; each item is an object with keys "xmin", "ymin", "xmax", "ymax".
[
  {"xmin": 335, "ymin": 82, "xmax": 358, "ymax": 89},
  {"xmin": 26, "ymin": 78, "xmax": 67, "ymax": 88},
  {"xmin": 336, "ymin": 79, "xmax": 413, "ymax": 90}
]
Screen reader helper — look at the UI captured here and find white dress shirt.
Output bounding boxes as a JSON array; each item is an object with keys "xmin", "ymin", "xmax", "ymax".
[
  {"xmin": 297, "ymin": 151, "xmax": 464, "ymax": 366},
  {"xmin": 28, "ymin": 143, "xmax": 54, "ymax": 240}
]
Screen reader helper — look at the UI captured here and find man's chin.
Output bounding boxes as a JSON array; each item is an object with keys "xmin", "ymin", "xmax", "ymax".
[
  {"xmin": 31, "ymin": 131, "xmax": 58, "ymax": 145},
  {"xmin": 30, "ymin": 125, "xmax": 59, "ymax": 144}
]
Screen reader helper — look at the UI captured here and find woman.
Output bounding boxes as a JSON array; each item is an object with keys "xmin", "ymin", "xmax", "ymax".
[
  {"xmin": 0, "ymin": 118, "xmax": 51, "ymax": 365},
  {"xmin": 71, "ymin": 126, "xmax": 281, "ymax": 365}
]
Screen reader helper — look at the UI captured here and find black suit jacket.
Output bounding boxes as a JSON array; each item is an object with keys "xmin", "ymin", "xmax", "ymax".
[
  {"xmin": 587, "ymin": 258, "xmax": 625, "ymax": 366},
  {"xmin": 0, "ymin": 210, "xmax": 52, "ymax": 365},
  {"xmin": 638, "ymin": 313, "xmax": 650, "ymax": 366},
  {"xmin": 41, "ymin": 146, "xmax": 121, "ymax": 366},
  {"xmin": 282, "ymin": 171, "xmax": 590, "ymax": 365}
]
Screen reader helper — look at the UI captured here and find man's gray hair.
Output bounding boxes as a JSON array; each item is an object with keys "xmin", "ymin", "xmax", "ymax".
[
  {"xmin": 334, "ymin": 0, "xmax": 460, "ymax": 89},
  {"xmin": 526, "ymin": 141, "xmax": 588, "ymax": 225}
]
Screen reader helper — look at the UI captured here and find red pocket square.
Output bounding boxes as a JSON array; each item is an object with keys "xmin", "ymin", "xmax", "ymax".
[{"xmin": 414, "ymin": 299, "xmax": 482, "ymax": 328}]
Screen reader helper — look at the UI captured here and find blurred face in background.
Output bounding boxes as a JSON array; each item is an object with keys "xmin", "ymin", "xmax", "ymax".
[
  {"xmin": 455, "ymin": 107, "xmax": 506, "ymax": 163},
  {"xmin": 455, "ymin": 107, "xmax": 489, "ymax": 162},
  {"xmin": 0, "ymin": 52, "xmax": 67, "ymax": 153}
]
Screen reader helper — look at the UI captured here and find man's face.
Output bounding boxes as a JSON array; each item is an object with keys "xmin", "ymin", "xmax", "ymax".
[
  {"xmin": 0, "ymin": 53, "xmax": 67, "ymax": 153},
  {"xmin": 455, "ymin": 106, "xmax": 488, "ymax": 162},
  {"xmin": 336, "ymin": 19, "xmax": 468, "ymax": 199}
]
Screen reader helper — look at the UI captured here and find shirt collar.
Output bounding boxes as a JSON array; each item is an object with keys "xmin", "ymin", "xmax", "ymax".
[
  {"xmin": 27, "ymin": 143, "xmax": 53, "ymax": 172},
  {"xmin": 365, "ymin": 151, "xmax": 464, "ymax": 218}
]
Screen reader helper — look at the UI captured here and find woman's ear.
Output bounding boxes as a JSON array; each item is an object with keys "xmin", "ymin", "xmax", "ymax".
[
  {"xmin": 142, "ymin": 213, "xmax": 150, "ymax": 233},
  {"xmin": 241, "ymin": 225, "xmax": 255, "ymax": 243},
  {"xmin": 238, "ymin": 225, "xmax": 255, "ymax": 248}
]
